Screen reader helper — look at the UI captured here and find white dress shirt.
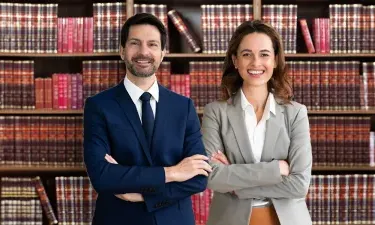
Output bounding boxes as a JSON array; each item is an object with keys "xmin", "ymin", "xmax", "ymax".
[
  {"xmin": 240, "ymin": 89, "xmax": 276, "ymax": 207},
  {"xmin": 124, "ymin": 76, "xmax": 159, "ymax": 123}
]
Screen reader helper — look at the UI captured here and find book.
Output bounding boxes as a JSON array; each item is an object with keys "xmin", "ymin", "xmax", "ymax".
[
  {"xmin": 167, "ymin": 9, "xmax": 201, "ymax": 53},
  {"xmin": 34, "ymin": 176, "xmax": 58, "ymax": 225},
  {"xmin": 299, "ymin": 19, "xmax": 316, "ymax": 53}
]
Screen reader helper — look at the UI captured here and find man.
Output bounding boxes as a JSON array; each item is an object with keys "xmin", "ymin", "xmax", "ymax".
[{"xmin": 84, "ymin": 13, "xmax": 211, "ymax": 225}]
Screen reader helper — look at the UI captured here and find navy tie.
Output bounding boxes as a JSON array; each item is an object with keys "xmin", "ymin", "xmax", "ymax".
[{"xmin": 140, "ymin": 92, "xmax": 154, "ymax": 147}]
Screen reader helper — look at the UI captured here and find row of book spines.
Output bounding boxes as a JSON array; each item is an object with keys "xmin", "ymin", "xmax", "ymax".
[
  {"xmin": 35, "ymin": 74, "xmax": 83, "ymax": 110},
  {"xmin": 262, "ymin": 5, "xmax": 298, "ymax": 54},
  {"xmin": 0, "ymin": 116, "xmax": 83, "ymax": 167},
  {"xmin": 309, "ymin": 116, "xmax": 371, "ymax": 166},
  {"xmin": 0, "ymin": 3, "xmax": 58, "ymax": 53},
  {"xmin": 1, "ymin": 177, "xmax": 57, "ymax": 224},
  {"xmin": 55, "ymin": 176, "xmax": 96, "ymax": 224},
  {"xmin": 201, "ymin": 4, "xmax": 255, "ymax": 54},
  {"xmin": 58, "ymin": 18, "xmax": 93, "ymax": 53},
  {"xmin": 52, "ymin": 174, "xmax": 375, "ymax": 224},
  {"xmin": 0, "ymin": 60, "xmax": 34, "ymax": 109},
  {"xmin": 288, "ymin": 61, "xmax": 362, "ymax": 109},
  {"xmin": 1, "ymin": 177, "xmax": 44, "ymax": 224},
  {"xmin": 307, "ymin": 174, "xmax": 375, "ymax": 223},
  {"xmin": 330, "ymin": 4, "xmax": 375, "ymax": 53}
]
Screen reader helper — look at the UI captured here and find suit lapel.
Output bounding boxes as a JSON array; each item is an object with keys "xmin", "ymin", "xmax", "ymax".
[
  {"xmin": 260, "ymin": 102, "xmax": 284, "ymax": 161},
  {"xmin": 150, "ymin": 85, "xmax": 170, "ymax": 158},
  {"xmin": 114, "ymin": 83, "xmax": 152, "ymax": 164},
  {"xmin": 227, "ymin": 92, "xmax": 255, "ymax": 163}
]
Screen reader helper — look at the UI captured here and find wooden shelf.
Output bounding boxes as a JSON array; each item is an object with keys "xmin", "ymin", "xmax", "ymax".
[
  {"xmin": 0, "ymin": 165, "xmax": 374, "ymax": 173},
  {"xmin": 308, "ymin": 109, "xmax": 375, "ymax": 115},
  {"xmin": 0, "ymin": 166, "xmax": 85, "ymax": 173},
  {"xmin": 1, "ymin": 109, "xmax": 375, "ymax": 115},
  {"xmin": 0, "ymin": 109, "xmax": 83, "ymax": 114},
  {"xmin": 1, "ymin": 52, "xmax": 375, "ymax": 58},
  {"xmin": 313, "ymin": 166, "xmax": 375, "ymax": 171},
  {"xmin": 285, "ymin": 53, "xmax": 375, "ymax": 58},
  {"xmin": 0, "ymin": 52, "xmax": 119, "ymax": 57}
]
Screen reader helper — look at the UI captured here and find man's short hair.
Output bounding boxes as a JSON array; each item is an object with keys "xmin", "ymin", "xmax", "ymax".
[{"xmin": 120, "ymin": 13, "xmax": 167, "ymax": 50}]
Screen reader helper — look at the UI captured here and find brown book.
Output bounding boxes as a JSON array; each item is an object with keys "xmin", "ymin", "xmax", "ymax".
[
  {"xmin": 35, "ymin": 78, "xmax": 44, "ymax": 109},
  {"xmin": 34, "ymin": 176, "xmax": 58, "ymax": 225},
  {"xmin": 168, "ymin": 9, "xmax": 201, "ymax": 53},
  {"xmin": 299, "ymin": 19, "xmax": 316, "ymax": 53}
]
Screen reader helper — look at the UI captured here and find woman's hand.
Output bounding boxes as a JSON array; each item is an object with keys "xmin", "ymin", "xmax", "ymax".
[{"xmin": 210, "ymin": 150, "xmax": 230, "ymax": 165}]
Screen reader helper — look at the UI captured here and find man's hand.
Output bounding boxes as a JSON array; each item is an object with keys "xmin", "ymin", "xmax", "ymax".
[
  {"xmin": 278, "ymin": 160, "xmax": 290, "ymax": 176},
  {"xmin": 210, "ymin": 150, "xmax": 230, "ymax": 165},
  {"xmin": 164, "ymin": 154, "xmax": 212, "ymax": 183},
  {"xmin": 104, "ymin": 154, "xmax": 144, "ymax": 202}
]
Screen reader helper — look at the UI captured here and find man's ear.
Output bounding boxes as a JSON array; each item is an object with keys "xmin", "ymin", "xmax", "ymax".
[
  {"xmin": 161, "ymin": 49, "xmax": 166, "ymax": 61},
  {"xmin": 119, "ymin": 46, "xmax": 125, "ymax": 61}
]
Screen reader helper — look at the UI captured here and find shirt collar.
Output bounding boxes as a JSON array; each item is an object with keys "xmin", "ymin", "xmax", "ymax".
[
  {"xmin": 240, "ymin": 89, "xmax": 276, "ymax": 119},
  {"xmin": 124, "ymin": 76, "xmax": 159, "ymax": 104}
]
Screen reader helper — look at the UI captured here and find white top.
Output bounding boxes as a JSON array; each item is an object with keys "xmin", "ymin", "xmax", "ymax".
[
  {"xmin": 123, "ymin": 76, "xmax": 159, "ymax": 122},
  {"xmin": 240, "ymin": 90, "xmax": 276, "ymax": 207}
]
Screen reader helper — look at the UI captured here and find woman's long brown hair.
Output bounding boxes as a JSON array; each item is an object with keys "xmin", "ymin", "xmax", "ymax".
[{"xmin": 221, "ymin": 20, "xmax": 292, "ymax": 104}]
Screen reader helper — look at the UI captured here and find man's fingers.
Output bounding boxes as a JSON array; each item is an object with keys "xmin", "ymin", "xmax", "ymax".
[
  {"xmin": 189, "ymin": 154, "xmax": 209, "ymax": 161},
  {"xmin": 196, "ymin": 169, "xmax": 209, "ymax": 177}
]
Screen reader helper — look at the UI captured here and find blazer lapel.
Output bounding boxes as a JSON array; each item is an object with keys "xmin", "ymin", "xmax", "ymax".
[
  {"xmin": 227, "ymin": 92, "xmax": 256, "ymax": 163},
  {"xmin": 114, "ymin": 82, "xmax": 152, "ymax": 164},
  {"xmin": 150, "ymin": 85, "xmax": 170, "ymax": 158},
  {"xmin": 260, "ymin": 102, "xmax": 284, "ymax": 161}
]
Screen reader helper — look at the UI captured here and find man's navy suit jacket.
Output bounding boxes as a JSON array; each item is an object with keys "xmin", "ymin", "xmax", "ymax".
[{"xmin": 84, "ymin": 82, "xmax": 208, "ymax": 225}]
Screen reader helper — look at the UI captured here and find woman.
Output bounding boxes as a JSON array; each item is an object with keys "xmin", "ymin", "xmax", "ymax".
[{"xmin": 202, "ymin": 20, "xmax": 312, "ymax": 225}]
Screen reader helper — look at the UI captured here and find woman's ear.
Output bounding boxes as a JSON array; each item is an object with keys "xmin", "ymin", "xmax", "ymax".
[
  {"xmin": 274, "ymin": 54, "xmax": 278, "ymax": 68},
  {"xmin": 232, "ymin": 54, "xmax": 238, "ymax": 69}
]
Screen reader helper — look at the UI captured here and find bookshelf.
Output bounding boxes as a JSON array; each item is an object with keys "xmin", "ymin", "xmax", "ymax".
[
  {"xmin": 0, "ymin": 0, "xmax": 375, "ymax": 224},
  {"xmin": 2, "ymin": 109, "xmax": 375, "ymax": 115},
  {"xmin": 2, "ymin": 165, "xmax": 375, "ymax": 173},
  {"xmin": 3, "ymin": 53, "xmax": 375, "ymax": 58}
]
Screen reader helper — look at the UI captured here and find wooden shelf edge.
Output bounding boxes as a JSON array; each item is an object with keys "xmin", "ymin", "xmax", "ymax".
[
  {"xmin": 1, "ymin": 53, "xmax": 375, "ymax": 58},
  {"xmin": 1, "ymin": 109, "xmax": 375, "ymax": 115},
  {"xmin": 0, "ymin": 166, "xmax": 86, "ymax": 172},
  {"xmin": 0, "ymin": 166, "xmax": 374, "ymax": 173},
  {"xmin": 0, "ymin": 109, "xmax": 83, "ymax": 114},
  {"xmin": 313, "ymin": 166, "xmax": 375, "ymax": 171},
  {"xmin": 0, "ymin": 52, "xmax": 119, "ymax": 57}
]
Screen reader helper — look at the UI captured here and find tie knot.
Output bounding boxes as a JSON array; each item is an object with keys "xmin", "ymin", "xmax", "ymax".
[{"xmin": 140, "ymin": 92, "xmax": 152, "ymax": 102}]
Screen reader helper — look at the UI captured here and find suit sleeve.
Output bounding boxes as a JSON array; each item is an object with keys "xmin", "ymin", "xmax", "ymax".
[
  {"xmin": 84, "ymin": 97, "xmax": 166, "ymax": 194},
  {"xmin": 143, "ymin": 99, "xmax": 208, "ymax": 212},
  {"xmin": 202, "ymin": 103, "xmax": 282, "ymax": 193},
  {"xmin": 234, "ymin": 106, "xmax": 312, "ymax": 199}
]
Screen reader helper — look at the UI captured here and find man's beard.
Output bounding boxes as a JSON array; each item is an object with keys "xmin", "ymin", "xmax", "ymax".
[{"xmin": 124, "ymin": 55, "xmax": 158, "ymax": 78}]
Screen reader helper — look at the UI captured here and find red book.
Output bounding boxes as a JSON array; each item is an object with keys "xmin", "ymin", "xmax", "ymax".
[
  {"xmin": 313, "ymin": 18, "xmax": 321, "ymax": 53},
  {"xmin": 34, "ymin": 78, "xmax": 44, "ymax": 109},
  {"xmin": 299, "ymin": 19, "xmax": 315, "ymax": 53},
  {"xmin": 34, "ymin": 176, "xmax": 58, "ymax": 224},
  {"xmin": 44, "ymin": 78, "xmax": 53, "ymax": 109}
]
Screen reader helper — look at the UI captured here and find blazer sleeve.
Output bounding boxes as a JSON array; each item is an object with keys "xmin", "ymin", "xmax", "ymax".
[
  {"xmin": 234, "ymin": 106, "xmax": 312, "ymax": 199},
  {"xmin": 143, "ymin": 98, "xmax": 208, "ymax": 212},
  {"xmin": 202, "ymin": 102, "xmax": 282, "ymax": 193},
  {"xmin": 84, "ymin": 97, "xmax": 166, "ymax": 194}
]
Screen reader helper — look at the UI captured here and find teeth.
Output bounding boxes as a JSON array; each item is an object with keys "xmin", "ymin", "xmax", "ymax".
[
  {"xmin": 248, "ymin": 70, "xmax": 263, "ymax": 75},
  {"xmin": 136, "ymin": 60, "xmax": 149, "ymax": 63}
]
